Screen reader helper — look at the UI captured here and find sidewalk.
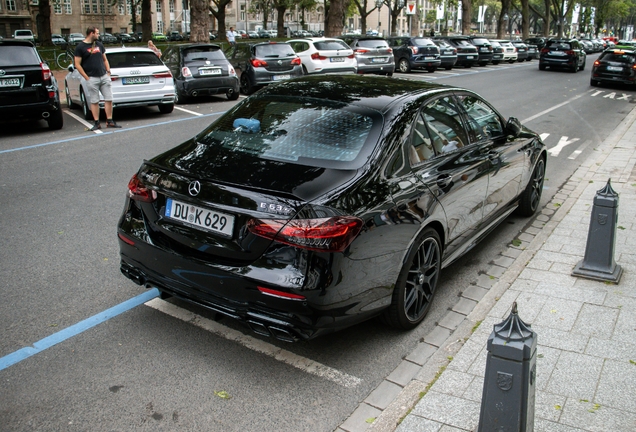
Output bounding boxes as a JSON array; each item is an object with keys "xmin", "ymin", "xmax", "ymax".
[{"xmin": 344, "ymin": 105, "xmax": 636, "ymax": 432}]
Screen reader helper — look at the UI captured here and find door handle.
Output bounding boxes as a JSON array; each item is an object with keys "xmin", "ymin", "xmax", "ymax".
[{"xmin": 436, "ymin": 174, "xmax": 452, "ymax": 189}]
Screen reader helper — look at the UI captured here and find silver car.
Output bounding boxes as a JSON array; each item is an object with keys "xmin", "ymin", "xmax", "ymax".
[
  {"xmin": 340, "ymin": 36, "xmax": 395, "ymax": 76},
  {"xmin": 65, "ymin": 47, "xmax": 175, "ymax": 120}
]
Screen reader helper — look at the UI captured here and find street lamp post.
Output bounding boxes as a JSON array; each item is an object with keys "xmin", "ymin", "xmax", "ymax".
[{"xmin": 376, "ymin": 0, "xmax": 383, "ymax": 35}]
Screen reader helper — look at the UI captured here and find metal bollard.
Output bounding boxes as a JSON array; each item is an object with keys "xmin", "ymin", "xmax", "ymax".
[
  {"xmin": 572, "ymin": 178, "xmax": 623, "ymax": 283},
  {"xmin": 478, "ymin": 302, "xmax": 537, "ymax": 432}
]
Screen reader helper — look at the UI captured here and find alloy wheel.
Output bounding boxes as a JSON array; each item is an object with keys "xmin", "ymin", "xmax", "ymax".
[{"xmin": 403, "ymin": 236, "xmax": 440, "ymax": 322}]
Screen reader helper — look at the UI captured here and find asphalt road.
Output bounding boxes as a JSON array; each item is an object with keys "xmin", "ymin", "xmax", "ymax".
[{"xmin": 1, "ymin": 53, "xmax": 634, "ymax": 431}]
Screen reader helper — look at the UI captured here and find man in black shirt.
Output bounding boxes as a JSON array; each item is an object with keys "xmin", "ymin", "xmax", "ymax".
[{"xmin": 74, "ymin": 26, "xmax": 121, "ymax": 130}]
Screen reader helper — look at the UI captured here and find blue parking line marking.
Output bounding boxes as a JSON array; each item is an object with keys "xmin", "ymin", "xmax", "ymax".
[
  {"xmin": 0, "ymin": 110, "xmax": 227, "ymax": 155},
  {"xmin": 0, "ymin": 288, "xmax": 159, "ymax": 371}
]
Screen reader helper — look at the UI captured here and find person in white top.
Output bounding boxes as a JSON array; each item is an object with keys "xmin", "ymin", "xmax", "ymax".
[{"xmin": 226, "ymin": 27, "xmax": 237, "ymax": 46}]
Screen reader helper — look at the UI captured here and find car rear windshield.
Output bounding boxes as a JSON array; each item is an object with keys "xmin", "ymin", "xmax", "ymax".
[
  {"xmin": 197, "ymin": 96, "xmax": 376, "ymax": 167},
  {"xmin": 471, "ymin": 38, "xmax": 490, "ymax": 45},
  {"xmin": 182, "ymin": 47, "xmax": 226, "ymax": 62},
  {"xmin": 314, "ymin": 40, "xmax": 351, "ymax": 50},
  {"xmin": 453, "ymin": 39, "xmax": 474, "ymax": 48},
  {"xmin": 15, "ymin": 30, "xmax": 32, "ymax": 36},
  {"xmin": 547, "ymin": 41, "xmax": 571, "ymax": 50},
  {"xmin": 106, "ymin": 51, "xmax": 164, "ymax": 67},
  {"xmin": 357, "ymin": 39, "xmax": 389, "ymax": 48},
  {"xmin": 490, "ymin": 41, "xmax": 502, "ymax": 47},
  {"xmin": 0, "ymin": 46, "xmax": 40, "ymax": 66},
  {"xmin": 600, "ymin": 52, "xmax": 635, "ymax": 63},
  {"xmin": 411, "ymin": 38, "xmax": 436, "ymax": 46},
  {"xmin": 255, "ymin": 44, "xmax": 295, "ymax": 58}
]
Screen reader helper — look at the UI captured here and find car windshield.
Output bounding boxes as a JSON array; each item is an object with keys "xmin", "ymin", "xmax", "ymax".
[
  {"xmin": 15, "ymin": 31, "xmax": 32, "ymax": 36},
  {"xmin": 453, "ymin": 40, "xmax": 474, "ymax": 47},
  {"xmin": 357, "ymin": 39, "xmax": 389, "ymax": 48},
  {"xmin": 183, "ymin": 47, "xmax": 226, "ymax": 61},
  {"xmin": 254, "ymin": 44, "xmax": 295, "ymax": 57},
  {"xmin": 412, "ymin": 38, "xmax": 436, "ymax": 46},
  {"xmin": 0, "ymin": 46, "xmax": 40, "ymax": 66},
  {"xmin": 314, "ymin": 40, "xmax": 350, "ymax": 50},
  {"xmin": 471, "ymin": 38, "xmax": 489, "ymax": 45},
  {"xmin": 197, "ymin": 95, "xmax": 375, "ymax": 165},
  {"xmin": 107, "ymin": 51, "xmax": 164, "ymax": 67},
  {"xmin": 600, "ymin": 52, "xmax": 635, "ymax": 63},
  {"xmin": 548, "ymin": 42, "xmax": 571, "ymax": 50},
  {"xmin": 490, "ymin": 41, "xmax": 501, "ymax": 47}
]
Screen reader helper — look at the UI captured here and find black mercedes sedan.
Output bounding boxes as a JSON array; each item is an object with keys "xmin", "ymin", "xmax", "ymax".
[{"xmin": 118, "ymin": 76, "xmax": 546, "ymax": 341}]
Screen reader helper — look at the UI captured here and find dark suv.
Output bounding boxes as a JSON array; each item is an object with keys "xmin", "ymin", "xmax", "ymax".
[
  {"xmin": 590, "ymin": 49, "xmax": 636, "ymax": 87},
  {"xmin": 466, "ymin": 36, "xmax": 493, "ymax": 66},
  {"xmin": 224, "ymin": 42, "xmax": 303, "ymax": 94},
  {"xmin": 0, "ymin": 40, "xmax": 63, "ymax": 130},
  {"xmin": 435, "ymin": 36, "xmax": 479, "ymax": 67},
  {"xmin": 162, "ymin": 43, "xmax": 240, "ymax": 103},
  {"xmin": 387, "ymin": 36, "xmax": 441, "ymax": 73},
  {"xmin": 539, "ymin": 39, "xmax": 586, "ymax": 72}
]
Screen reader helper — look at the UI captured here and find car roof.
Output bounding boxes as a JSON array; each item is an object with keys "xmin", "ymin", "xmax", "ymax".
[
  {"xmin": 105, "ymin": 47, "xmax": 157, "ymax": 54},
  {"xmin": 0, "ymin": 39, "xmax": 36, "ymax": 47},
  {"xmin": 171, "ymin": 43, "xmax": 222, "ymax": 50}
]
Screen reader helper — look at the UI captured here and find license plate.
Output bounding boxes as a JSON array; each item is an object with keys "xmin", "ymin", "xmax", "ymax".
[
  {"xmin": 551, "ymin": 51, "xmax": 566, "ymax": 56},
  {"xmin": 445, "ymin": 50, "xmax": 453, "ymax": 55},
  {"xmin": 273, "ymin": 74, "xmax": 291, "ymax": 81},
  {"xmin": 123, "ymin": 76, "xmax": 150, "ymax": 85},
  {"xmin": 424, "ymin": 56, "xmax": 435, "ymax": 60},
  {"xmin": 199, "ymin": 68, "xmax": 222, "ymax": 76},
  {"xmin": 165, "ymin": 198, "xmax": 234, "ymax": 237},
  {"xmin": 607, "ymin": 66, "xmax": 623, "ymax": 72},
  {"xmin": 0, "ymin": 78, "xmax": 21, "ymax": 88},
  {"xmin": 330, "ymin": 57, "xmax": 345, "ymax": 62},
  {"xmin": 467, "ymin": 56, "xmax": 474, "ymax": 59},
  {"xmin": 371, "ymin": 57, "xmax": 388, "ymax": 63}
]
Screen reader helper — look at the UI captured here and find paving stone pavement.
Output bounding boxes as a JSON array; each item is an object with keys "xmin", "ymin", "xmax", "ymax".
[{"xmin": 337, "ymin": 104, "xmax": 636, "ymax": 432}]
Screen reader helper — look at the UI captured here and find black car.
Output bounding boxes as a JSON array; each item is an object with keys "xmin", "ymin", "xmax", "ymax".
[
  {"xmin": 162, "ymin": 43, "xmax": 239, "ymax": 103},
  {"xmin": 511, "ymin": 40, "xmax": 529, "ymax": 61},
  {"xmin": 525, "ymin": 43, "xmax": 539, "ymax": 60},
  {"xmin": 432, "ymin": 38, "xmax": 458, "ymax": 70},
  {"xmin": 525, "ymin": 37, "xmax": 547, "ymax": 51},
  {"xmin": 539, "ymin": 38, "xmax": 586, "ymax": 72},
  {"xmin": 435, "ymin": 36, "xmax": 479, "ymax": 67},
  {"xmin": 117, "ymin": 75, "xmax": 547, "ymax": 341},
  {"xmin": 488, "ymin": 40, "xmax": 504, "ymax": 65},
  {"xmin": 467, "ymin": 36, "xmax": 493, "ymax": 66},
  {"xmin": 167, "ymin": 31, "xmax": 184, "ymax": 42},
  {"xmin": 66, "ymin": 33, "xmax": 84, "ymax": 45},
  {"xmin": 224, "ymin": 42, "xmax": 303, "ymax": 94},
  {"xmin": 0, "ymin": 40, "xmax": 63, "ymax": 130},
  {"xmin": 51, "ymin": 34, "xmax": 68, "ymax": 49},
  {"xmin": 99, "ymin": 32, "xmax": 118, "ymax": 45},
  {"xmin": 339, "ymin": 35, "xmax": 395, "ymax": 76},
  {"xmin": 114, "ymin": 33, "xmax": 136, "ymax": 43},
  {"xmin": 591, "ymin": 49, "xmax": 636, "ymax": 87},
  {"xmin": 387, "ymin": 36, "xmax": 441, "ymax": 73}
]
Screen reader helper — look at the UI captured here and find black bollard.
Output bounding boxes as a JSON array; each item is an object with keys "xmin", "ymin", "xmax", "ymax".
[
  {"xmin": 572, "ymin": 178, "xmax": 623, "ymax": 283},
  {"xmin": 478, "ymin": 302, "xmax": 537, "ymax": 432}
]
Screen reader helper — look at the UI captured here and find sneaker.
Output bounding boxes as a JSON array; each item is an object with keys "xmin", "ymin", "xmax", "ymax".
[
  {"xmin": 87, "ymin": 122, "xmax": 101, "ymax": 131},
  {"xmin": 106, "ymin": 120, "xmax": 121, "ymax": 128}
]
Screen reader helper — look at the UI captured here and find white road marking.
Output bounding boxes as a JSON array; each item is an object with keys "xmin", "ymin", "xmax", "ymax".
[
  {"xmin": 568, "ymin": 140, "xmax": 590, "ymax": 160},
  {"xmin": 540, "ymin": 133, "xmax": 550, "ymax": 141},
  {"xmin": 521, "ymin": 93, "xmax": 584, "ymax": 124},
  {"xmin": 145, "ymin": 298, "xmax": 363, "ymax": 388},
  {"xmin": 64, "ymin": 109, "xmax": 103, "ymax": 134},
  {"xmin": 548, "ymin": 136, "xmax": 580, "ymax": 157},
  {"xmin": 175, "ymin": 106, "xmax": 203, "ymax": 116},
  {"xmin": 591, "ymin": 90, "xmax": 605, "ymax": 97},
  {"xmin": 617, "ymin": 93, "xmax": 631, "ymax": 101},
  {"xmin": 603, "ymin": 92, "xmax": 617, "ymax": 99}
]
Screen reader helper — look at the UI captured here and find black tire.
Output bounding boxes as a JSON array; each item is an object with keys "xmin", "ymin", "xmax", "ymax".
[
  {"xmin": 426, "ymin": 67, "xmax": 437, "ymax": 73},
  {"xmin": 539, "ymin": 63, "xmax": 546, "ymax": 70},
  {"xmin": 398, "ymin": 58, "xmax": 411, "ymax": 73},
  {"xmin": 64, "ymin": 84, "xmax": 75, "ymax": 109},
  {"xmin": 158, "ymin": 103, "xmax": 174, "ymax": 114},
  {"xmin": 80, "ymin": 90, "xmax": 94, "ymax": 121},
  {"xmin": 516, "ymin": 157, "xmax": 545, "ymax": 216},
  {"xmin": 508, "ymin": 60, "xmax": 515, "ymax": 64},
  {"xmin": 591, "ymin": 79, "xmax": 599, "ymax": 87},
  {"xmin": 240, "ymin": 73, "xmax": 256, "ymax": 95},
  {"xmin": 579, "ymin": 59, "xmax": 585, "ymax": 71},
  {"xmin": 492, "ymin": 61, "xmax": 500, "ymax": 65},
  {"xmin": 47, "ymin": 103, "xmax": 64, "ymax": 130},
  {"xmin": 465, "ymin": 64, "xmax": 472, "ymax": 68},
  {"xmin": 226, "ymin": 88, "xmax": 239, "ymax": 100},
  {"xmin": 479, "ymin": 61, "xmax": 488, "ymax": 67},
  {"xmin": 445, "ymin": 66, "xmax": 453, "ymax": 70},
  {"xmin": 570, "ymin": 63, "xmax": 578, "ymax": 73},
  {"xmin": 383, "ymin": 228, "xmax": 442, "ymax": 329},
  {"xmin": 173, "ymin": 83, "xmax": 187, "ymax": 104},
  {"xmin": 386, "ymin": 72, "xmax": 394, "ymax": 77}
]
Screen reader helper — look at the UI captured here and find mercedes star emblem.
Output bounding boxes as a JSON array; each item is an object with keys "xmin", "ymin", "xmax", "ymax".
[
  {"xmin": 0, "ymin": 70, "xmax": 5, "ymax": 76},
  {"xmin": 188, "ymin": 181, "xmax": 201, "ymax": 196}
]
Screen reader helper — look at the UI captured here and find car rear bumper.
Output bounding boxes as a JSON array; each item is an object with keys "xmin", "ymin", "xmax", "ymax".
[
  {"xmin": 180, "ymin": 76, "xmax": 239, "ymax": 96},
  {"xmin": 539, "ymin": 57, "xmax": 576, "ymax": 67},
  {"xmin": 356, "ymin": 62, "xmax": 395, "ymax": 74},
  {"xmin": 592, "ymin": 73, "xmax": 636, "ymax": 85},
  {"xmin": 0, "ymin": 95, "xmax": 61, "ymax": 120},
  {"xmin": 439, "ymin": 56, "xmax": 457, "ymax": 67},
  {"xmin": 455, "ymin": 54, "xmax": 479, "ymax": 66}
]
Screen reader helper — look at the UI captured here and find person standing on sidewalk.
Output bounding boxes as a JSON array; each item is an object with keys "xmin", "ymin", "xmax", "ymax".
[
  {"xmin": 74, "ymin": 26, "xmax": 121, "ymax": 131},
  {"xmin": 226, "ymin": 27, "xmax": 237, "ymax": 46}
]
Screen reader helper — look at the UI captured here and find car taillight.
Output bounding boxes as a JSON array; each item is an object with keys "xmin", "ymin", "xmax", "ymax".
[
  {"xmin": 153, "ymin": 71, "xmax": 173, "ymax": 78},
  {"xmin": 291, "ymin": 57, "xmax": 301, "ymax": 65},
  {"xmin": 181, "ymin": 67, "xmax": 192, "ymax": 77},
  {"xmin": 251, "ymin": 58, "xmax": 268, "ymax": 67},
  {"xmin": 594, "ymin": 60, "xmax": 601, "ymax": 66},
  {"xmin": 41, "ymin": 62, "xmax": 51, "ymax": 81},
  {"xmin": 127, "ymin": 174, "xmax": 157, "ymax": 203},
  {"xmin": 541, "ymin": 48, "xmax": 549, "ymax": 54},
  {"xmin": 388, "ymin": 48, "xmax": 393, "ymax": 53},
  {"xmin": 310, "ymin": 52, "xmax": 327, "ymax": 60},
  {"xmin": 347, "ymin": 53, "xmax": 355, "ymax": 59},
  {"xmin": 257, "ymin": 286, "xmax": 306, "ymax": 301},
  {"xmin": 354, "ymin": 49, "xmax": 370, "ymax": 54},
  {"xmin": 565, "ymin": 50, "xmax": 575, "ymax": 55},
  {"xmin": 228, "ymin": 65, "xmax": 237, "ymax": 76},
  {"xmin": 409, "ymin": 46, "xmax": 418, "ymax": 55},
  {"xmin": 247, "ymin": 216, "xmax": 363, "ymax": 252}
]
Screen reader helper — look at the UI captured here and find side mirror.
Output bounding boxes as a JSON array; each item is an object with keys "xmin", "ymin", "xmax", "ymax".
[{"xmin": 506, "ymin": 117, "xmax": 522, "ymax": 138}]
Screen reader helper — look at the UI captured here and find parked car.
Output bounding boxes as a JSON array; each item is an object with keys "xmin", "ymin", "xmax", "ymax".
[
  {"xmin": 525, "ymin": 43, "xmax": 539, "ymax": 60},
  {"xmin": 152, "ymin": 32, "xmax": 168, "ymax": 42},
  {"xmin": 51, "ymin": 34, "xmax": 68, "ymax": 49},
  {"xmin": 525, "ymin": 37, "xmax": 547, "ymax": 51},
  {"xmin": 590, "ymin": 48, "xmax": 636, "ymax": 87},
  {"xmin": 387, "ymin": 36, "xmax": 441, "ymax": 73},
  {"xmin": 224, "ymin": 42, "xmax": 303, "ymax": 94},
  {"xmin": 167, "ymin": 31, "xmax": 184, "ymax": 42},
  {"xmin": 247, "ymin": 31, "xmax": 259, "ymax": 39},
  {"xmin": 511, "ymin": 40, "xmax": 529, "ymax": 61},
  {"xmin": 236, "ymin": 30, "xmax": 249, "ymax": 39},
  {"xmin": 539, "ymin": 38, "xmax": 586, "ymax": 72},
  {"xmin": 67, "ymin": 33, "xmax": 84, "ymax": 45},
  {"xmin": 65, "ymin": 47, "xmax": 175, "ymax": 118},
  {"xmin": 490, "ymin": 39, "xmax": 518, "ymax": 63},
  {"xmin": 117, "ymin": 74, "xmax": 547, "ymax": 341},
  {"xmin": 161, "ymin": 43, "xmax": 239, "ymax": 103},
  {"xmin": 257, "ymin": 29, "xmax": 271, "ymax": 38},
  {"xmin": 99, "ymin": 33, "xmax": 118, "ymax": 45},
  {"xmin": 288, "ymin": 37, "xmax": 356, "ymax": 75},
  {"xmin": 0, "ymin": 40, "xmax": 63, "ymax": 129},
  {"xmin": 134, "ymin": 32, "xmax": 144, "ymax": 42},
  {"xmin": 435, "ymin": 36, "xmax": 479, "ymax": 67},
  {"xmin": 488, "ymin": 40, "xmax": 504, "ymax": 65},
  {"xmin": 13, "ymin": 29, "xmax": 35, "ymax": 42},
  {"xmin": 466, "ymin": 36, "xmax": 493, "ymax": 66},
  {"xmin": 615, "ymin": 40, "xmax": 636, "ymax": 50},
  {"xmin": 432, "ymin": 38, "xmax": 457, "ymax": 70},
  {"xmin": 340, "ymin": 35, "xmax": 395, "ymax": 76},
  {"xmin": 114, "ymin": 33, "xmax": 136, "ymax": 43}
]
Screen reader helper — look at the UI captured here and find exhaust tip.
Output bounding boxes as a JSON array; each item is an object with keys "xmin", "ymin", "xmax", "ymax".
[
  {"xmin": 42, "ymin": 112, "xmax": 50, "ymax": 118},
  {"xmin": 191, "ymin": 91, "xmax": 198, "ymax": 97}
]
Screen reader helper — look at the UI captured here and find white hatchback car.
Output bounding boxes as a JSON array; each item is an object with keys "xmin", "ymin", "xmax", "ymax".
[
  {"xmin": 491, "ymin": 40, "xmax": 518, "ymax": 63},
  {"xmin": 65, "ymin": 47, "xmax": 175, "ymax": 120},
  {"xmin": 288, "ymin": 38, "xmax": 356, "ymax": 75}
]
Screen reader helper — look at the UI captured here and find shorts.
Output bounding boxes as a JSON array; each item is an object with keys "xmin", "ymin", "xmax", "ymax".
[{"xmin": 87, "ymin": 74, "xmax": 113, "ymax": 104}]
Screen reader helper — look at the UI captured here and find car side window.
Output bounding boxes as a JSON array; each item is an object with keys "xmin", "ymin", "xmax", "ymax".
[
  {"xmin": 409, "ymin": 112, "xmax": 436, "ymax": 165},
  {"xmin": 456, "ymin": 95, "xmax": 504, "ymax": 142},
  {"xmin": 420, "ymin": 96, "xmax": 468, "ymax": 154}
]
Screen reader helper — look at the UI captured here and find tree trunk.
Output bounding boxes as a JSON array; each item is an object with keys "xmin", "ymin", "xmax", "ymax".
[
  {"xmin": 142, "ymin": 0, "xmax": 152, "ymax": 42},
  {"xmin": 461, "ymin": 0, "xmax": 471, "ymax": 35},
  {"xmin": 326, "ymin": 0, "xmax": 349, "ymax": 37},
  {"xmin": 190, "ymin": 0, "xmax": 210, "ymax": 42},
  {"xmin": 277, "ymin": 6, "xmax": 287, "ymax": 36},
  {"xmin": 37, "ymin": 0, "xmax": 52, "ymax": 46},
  {"xmin": 521, "ymin": 0, "xmax": 529, "ymax": 39}
]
